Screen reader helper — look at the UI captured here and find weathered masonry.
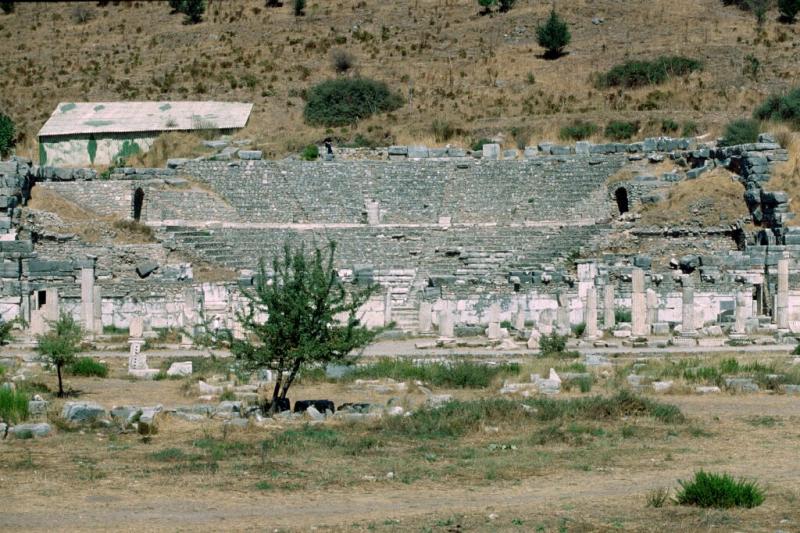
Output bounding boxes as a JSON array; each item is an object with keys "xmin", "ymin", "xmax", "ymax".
[
  {"xmin": 37, "ymin": 101, "xmax": 252, "ymax": 167},
  {"xmin": 2, "ymin": 134, "xmax": 800, "ymax": 347}
]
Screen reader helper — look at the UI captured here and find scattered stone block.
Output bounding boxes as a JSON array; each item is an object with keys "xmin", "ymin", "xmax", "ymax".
[
  {"xmin": 238, "ymin": 150, "xmax": 262, "ymax": 160},
  {"xmin": 10, "ymin": 423, "xmax": 51, "ymax": 438},
  {"xmin": 166, "ymin": 361, "xmax": 193, "ymax": 376},
  {"xmin": 725, "ymin": 378, "xmax": 759, "ymax": 393},
  {"xmin": 652, "ymin": 381, "xmax": 673, "ymax": 393},
  {"xmin": 61, "ymin": 402, "xmax": 107, "ymax": 423},
  {"xmin": 695, "ymin": 386, "xmax": 721, "ymax": 394},
  {"xmin": 135, "ymin": 261, "xmax": 159, "ymax": 278},
  {"xmin": 481, "ymin": 143, "xmax": 500, "ymax": 160},
  {"xmin": 294, "ymin": 399, "xmax": 335, "ymax": 414}
]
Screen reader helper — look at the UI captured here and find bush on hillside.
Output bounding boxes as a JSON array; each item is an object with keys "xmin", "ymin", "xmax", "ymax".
[
  {"xmin": 1, "ymin": 1, "xmax": 14, "ymax": 14},
  {"xmin": 779, "ymin": 0, "xmax": 800, "ymax": 21},
  {"xmin": 596, "ymin": 56, "xmax": 702, "ymax": 88},
  {"xmin": 753, "ymin": 87, "xmax": 800, "ymax": 127},
  {"xmin": 331, "ymin": 49, "xmax": 355, "ymax": 74},
  {"xmin": 536, "ymin": 9, "xmax": 571, "ymax": 59},
  {"xmin": 676, "ymin": 471, "xmax": 765, "ymax": 508},
  {"xmin": 605, "ymin": 120, "xmax": 639, "ymax": 140},
  {"xmin": 0, "ymin": 112, "xmax": 15, "ymax": 157},
  {"xmin": 183, "ymin": 0, "xmax": 205, "ymax": 24},
  {"xmin": 499, "ymin": 0, "xmax": 516, "ymax": 12},
  {"xmin": 293, "ymin": 0, "xmax": 305, "ymax": 16},
  {"xmin": 304, "ymin": 78, "xmax": 403, "ymax": 127},
  {"xmin": 559, "ymin": 120, "xmax": 598, "ymax": 141},
  {"xmin": 301, "ymin": 144, "xmax": 319, "ymax": 160},
  {"xmin": 720, "ymin": 118, "xmax": 760, "ymax": 146}
]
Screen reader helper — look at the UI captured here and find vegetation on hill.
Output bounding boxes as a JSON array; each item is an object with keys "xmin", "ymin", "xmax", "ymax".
[
  {"xmin": 536, "ymin": 8, "xmax": 571, "ymax": 59},
  {"xmin": 304, "ymin": 78, "xmax": 403, "ymax": 127},
  {"xmin": 0, "ymin": 112, "xmax": 14, "ymax": 157},
  {"xmin": 754, "ymin": 87, "xmax": 800, "ymax": 127},
  {"xmin": 596, "ymin": 56, "xmax": 702, "ymax": 89},
  {"xmin": 0, "ymin": 1, "xmax": 799, "ymax": 157}
]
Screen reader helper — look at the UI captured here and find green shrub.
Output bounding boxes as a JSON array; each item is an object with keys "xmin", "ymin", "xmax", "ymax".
[
  {"xmin": 0, "ymin": 112, "xmax": 15, "ymax": 158},
  {"xmin": 526, "ymin": 390, "xmax": 684, "ymax": 424},
  {"xmin": 596, "ymin": 56, "xmax": 702, "ymax": 88},
  {"xmin": 753, "ymin": 87, "xmax": 800, "ymax": 128},
  {"xmin": 682, "ymin": 120, "xmax": 699, "ymax": 137},
  {"xmin": 303, "ymin": 78, "xmax": 403, "ymax": 127},
  {"xmin": 219, "ymin": 389, "xmax": 236, "ymax": 401},
  {"xmin": 478, "ymin": 0, "xmax": 495, "ymax": 14},
  {"xmin": 661, "ymin": 118, "xmax": 679, "ymax": 134},
  {"xmin": 498, "ymin": 0, "xmax": 516, "ymax": 12},
  {"xmin": 615, "ymin": 308, "xmax": 632, "ymax": 323},
  {"xmin": 0, "ymin": 2, "xmax": 14, "ymax": 15},
  {"xmin": 0, "ymin": 387, "xmax": 29, "ymax": 424},
  {"xmin": 571, "ymin": 322, "xmax": 586, "ymax": 337},
  {"xmin": 720, "ymin": 118, "xmax": 760, "ymax": 146},
  {"xmin": 68, "ymin": 357, "xmax": 108, "ymax": 378},
  {"xmin": 605, "ymin": 120, "xmax": 639, "ymax": 140},
  {"xmin": 470, "ymin": 138, "xmax": 493, "ymax": 151},
  {"xmin": 301, "ymin": 144, "xmax": 319, "ymax": 161},
  {"xmin": 293, "ymin": 0, "xmax": 305, "ymax": 17},
  {"xmin": 539, "ymin": 332, "xmax": 579, "ymax": 358},
  {"xmin": 182, "ymin": 0, "xmax": 204, "ymax": 24},
  {"xmin": 675, "ymin": 470, "xmax": 765, "ymax": 508},
  {"xmin": 536, "ymin": 9, "xmax": 571, "ymax": 59},
  {"xmin": 779, "ymin": 0, "xmax": 800, "ymax": 21},
  {"xmin": 559, "ymin": 120, "xmax": 598, "ymax": 141},
  {"xmin": 647, "ymin": 487, "xmax": 671, "ymax": 507}
]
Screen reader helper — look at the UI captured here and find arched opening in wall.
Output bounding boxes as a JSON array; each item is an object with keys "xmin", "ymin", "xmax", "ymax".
[
  {"xmin": 132, "ymin": 188, "xmax": 144, "ymax": 222},
  {"xmin": 615, "ymin": 187, "xmax": 629, "ymax": 214}
]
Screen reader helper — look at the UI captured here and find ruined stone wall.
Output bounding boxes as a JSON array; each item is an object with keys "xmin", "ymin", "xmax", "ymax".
[{"xmin": 38, "ymin": 181, "xmax": 134, "ymax": 219}]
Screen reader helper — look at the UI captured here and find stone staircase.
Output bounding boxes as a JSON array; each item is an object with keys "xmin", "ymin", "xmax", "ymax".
[{"xmin": 157, "ymin": 226, "xmax": 236, "ymax": 266}]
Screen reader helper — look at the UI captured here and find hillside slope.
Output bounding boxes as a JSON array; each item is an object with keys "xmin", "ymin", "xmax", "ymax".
[{"xmin": 0, "ymin": 0, "xmax": 798, "ymax": 158}]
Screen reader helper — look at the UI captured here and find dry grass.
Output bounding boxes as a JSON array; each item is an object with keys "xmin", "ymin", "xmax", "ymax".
[
  {"xmin": 127, "ymin": 132, "xmax": 213, "ymax": 168},
  {"xmin": 767, "ymin": 128, "xmax": 800, "ymax": 225},
  {"xmin": 1, "ymin": 0, "xmax": 798, "ymax": 159},
  {"xmin": 638, "ymin": 169, "xmax": 749, "ymax": 226},
  {"xmin": 1, "ymin": 354, "xmax": 800, "ymax": 530}
]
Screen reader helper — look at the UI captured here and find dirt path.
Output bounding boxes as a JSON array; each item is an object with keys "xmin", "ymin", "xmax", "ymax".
[{"xmin": 3, "ymin": 456, "xmax": 797, "ymax": 532}]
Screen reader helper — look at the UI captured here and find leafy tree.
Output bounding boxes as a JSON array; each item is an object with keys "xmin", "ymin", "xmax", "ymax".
[
  {"xmin": 779, "ymin": 0, "xmax": 800, "ymax": 21},
  {"xmin": 0, "ymin": 1, "xmax": 14, "ymax": 14},
  {"xmin": 0, "ymin": 112, "xmax": 15, "ymax": 158},
  {"xmin": 183, "ymin": 0, "xmax": 204, "ymax": 24},
  {"xmin": 293, "ymin": 0, "xmax": 305, "ymax": 16},
  {"xmin": 36, "ymin": 313, "xmax": 83, "ymax": 397},
  {"xmin": 168, "ymin": 0, "xmax": 185, "ymax": 12},
  {"xmin": 232, "ymin": 242, "xmax": 377, "ymax": 413},
  {"xmin": 536, "ymin": 9, "xmax": 571, "ymax": 59}
]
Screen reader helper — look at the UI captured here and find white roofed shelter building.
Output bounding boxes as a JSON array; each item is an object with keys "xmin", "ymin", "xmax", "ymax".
[{"xmin": 37, "ymin": 101, "xmax": 253, "ymax": 167}]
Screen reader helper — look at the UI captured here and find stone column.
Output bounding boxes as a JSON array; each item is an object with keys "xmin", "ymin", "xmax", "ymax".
[
  {"xmin": 486, "ymin": 303, "xmax": 502, "ymax": 339},
  {"xmin": 603, "ymin": 283, "xmax": 616, "ymax": 330},
  {"xmin": 418, "ymin": 301, "xmax": 432, "ymax": 333},
  {"xmin": 556, "ymin": 293, "xmax": 570, "ymax": 334},
  {"xmin": 383, "ymin": 290, "xmax": 393, "ymax": 327},
  {"xmin": 733, "ymin": 288, "xmax": 752, "ymax": 334},
  {"xmin": 44, "ymin": 288, "xmax": 59, "ymax": 322},
  {"xmin": 80, "ymin": 258, "xmax": 96, "ymax": 337},
  {"xmin": 776, "ymin": 258, "xmax": 789, "ymax": 329},
  {"xmin": 514, "ymin": 306, "xmax": 526, "ymax": 332},
  {"xmin": 438, "ymin": 304, "xmax": 454, "ymax": 339},
  {"xmin": 92, "ymin": 286, "xmax": 103, "ymax": 335},
  {"xmin": 681, "ymin": 275, "xmax": 697, "ymax": 336},
  {"xmin": 631, "ymin": 268, "xmax": 648, "ymax": 336},
  {"xmin": 584, "ymin": 285, "xmax": 599, "ymax": 339},
  {"xmin": 646, "ymin": 288, "xmax": 658, "ymax": 329}
]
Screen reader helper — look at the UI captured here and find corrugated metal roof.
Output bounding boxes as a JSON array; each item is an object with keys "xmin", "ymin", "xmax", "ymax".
[{"xmin": 38, "ymin": 101, "xmax": 253, "ymax": 137}]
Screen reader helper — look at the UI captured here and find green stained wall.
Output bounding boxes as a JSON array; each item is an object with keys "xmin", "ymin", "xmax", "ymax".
[{"xmin": 38, "ymin": 133, "xmax": 157, "ymax": 167}]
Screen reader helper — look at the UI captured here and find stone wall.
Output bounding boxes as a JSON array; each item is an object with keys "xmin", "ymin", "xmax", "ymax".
[{"xmin": 38, "ymin": 181, "xmax": 134, "ymax": 219}]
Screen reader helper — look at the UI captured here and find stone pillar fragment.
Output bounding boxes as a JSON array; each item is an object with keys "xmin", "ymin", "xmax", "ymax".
[
  {"xmin": 733, "ymin": 288, "xmax": 752, "ymax": 334},
  {"xmin": 418, "ymin": 301, "xmax": 432, "ymax": 333},
  {"xmin": 776, "ymin": 258, "xmax": 789, "ymax": 329},
  {"xmin": 438, "ymin": 305, "xmax": 454, "ymax": 339},
  {"xmin": 631, "ymin": 268, "xmax": 648, "ymax": 336},
  {"xmin": 487, "ymin": 303, "xmax": 501, "ymax": 339},
  {"xmin": 646, "ymin": 288, "xmax": 658, "ymax": 329},
  {"xmin": 80, "ymin": 260, "xmax": 96, "ymax": 337},
  {"xmin": 44, "ymin": 288, "xmax": 59, "ymax": 322},
  {"xmin": 556, "ymin": 293, "xmax": 570, "ymax": 334},
  {"xmin": 681, "ymin": 275, "xmax": 697, "ymax": 336},
  {"xmin": 365, "ymin": 199, "xmax": 381, "ymax": 225},
  {"xmin": 92, "ymin": 286, "xmax": 103, "ymax": 335},
  {"xmin": 603, "ymin": 283, "xmax": 616, "ymax": 330},
  {"xmin": 584, "ymin": 285, "xmax": 598, "ymax": 339},
  {"xmin": 383, "ymin": 290, "xmax": 393, "ymax": 327}
]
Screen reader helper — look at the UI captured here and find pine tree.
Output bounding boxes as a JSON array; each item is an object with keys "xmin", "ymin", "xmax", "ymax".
[
  {"xmin": 779, "ymin": 0, "xmax": 800, "ymax": 22},
  {"xmin": 183, "ymin": 0, "xmax": 205, "ymax": 24},
  {"xmin": 536, "ymin": 8, "xmax": 571, "ymax": 59}
]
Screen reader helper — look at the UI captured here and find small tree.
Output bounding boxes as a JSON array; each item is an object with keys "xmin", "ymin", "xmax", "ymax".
[
  {"xmin": 36, "ymin": 313, "xmax": 83, "ymax": 397},
  {"xmin": 0, "ymin": 112, "xmax": 15, "ymax": 158},
  {"xmin": 478, "ymin": 0, "xmax": 495, "ymax": 14},
  {"xmin": 536, "ymin": 8, "xmax": 571, "ymax": 59},
  {"xmin": 779, "ymin": 0, "xmax": 800, "ymax": 21},
  {"xmin": 168, "ymin": 0, "xmax": 185, "ymax": 12},
  {"xmin": 0, "ymin": 1, "xmax": 14, "ymax": 15},
  {"xmin": 499, "ymin": 0, "xmax": 516, "ymax": 13},
  {"xmin": 183, "ymin": 0, "xmax": 205, "ymax": 24},
  {"xmin": 232, "ymin": 242, "xmax": 377, "ymax": 413},
  {"xmin": 293, "ymin": 0, "xmax": 305, "ymax": 16}
]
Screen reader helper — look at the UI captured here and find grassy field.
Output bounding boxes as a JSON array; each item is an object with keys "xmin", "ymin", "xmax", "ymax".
[
  {"xmin": 1, "ymin": 0, "xmax": 799, "ymax": 161},
  {"xmin": 1, "ymin": 351, "xmax": 799, "ymax": 530}
]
